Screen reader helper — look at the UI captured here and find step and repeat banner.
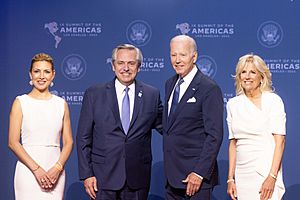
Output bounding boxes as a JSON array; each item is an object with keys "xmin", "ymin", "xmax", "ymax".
[{"xmin": 1, "ymin": 0, "xmax": 300, "ymax": 199}]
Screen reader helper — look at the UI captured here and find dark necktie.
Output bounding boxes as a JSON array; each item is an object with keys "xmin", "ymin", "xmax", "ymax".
[
  {"xmin": 121, "ymin": 87, "xmax": 130, "ymax": 134},
  {"xmin": 169, "ymin": 78, "xmax": 184, "ymax": 117}
]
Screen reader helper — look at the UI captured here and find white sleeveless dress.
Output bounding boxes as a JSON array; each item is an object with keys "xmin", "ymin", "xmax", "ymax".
[
  {"xmin": 226, "ymin": 92, "xmax": 286, "ymax": 200},
  {"xmin": 14, "ymin": 94, "xmax": 66, "ymax": 200}
]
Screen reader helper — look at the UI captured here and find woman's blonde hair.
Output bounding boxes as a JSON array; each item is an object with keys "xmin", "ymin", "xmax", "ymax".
[{"xmin": 234, "ymin": 53, "xmax": 272, "ymax": 95}]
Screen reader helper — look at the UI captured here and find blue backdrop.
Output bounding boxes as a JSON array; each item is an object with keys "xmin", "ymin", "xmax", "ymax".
[{"xmin": 1, "ymin": 0, "xmax": 300, "ymax": 199}]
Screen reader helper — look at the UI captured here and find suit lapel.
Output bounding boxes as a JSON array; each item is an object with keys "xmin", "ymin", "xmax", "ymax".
[
  {"xmin": 164, "ymin": 75, "xmax": 179, "ymax": 131},
  {"xmin": 164, "ymin": 75, "xmax": 178, "ymax": 129},
  {"xmin": 128, "ymin": 81, "xmax": 143, "ymax": 135},
  {"xmin": 106, "ymin": 79, "xmax": 124, "ymax": 132}
]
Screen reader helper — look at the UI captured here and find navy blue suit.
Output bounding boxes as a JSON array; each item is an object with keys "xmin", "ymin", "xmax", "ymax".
[
  {"xmin": 163, "ymin": 69, "xmax": 223, "ymax": 190},
  {"xmin": 77, "ymin": 79, "xmax": 162, "ymax": 191}
]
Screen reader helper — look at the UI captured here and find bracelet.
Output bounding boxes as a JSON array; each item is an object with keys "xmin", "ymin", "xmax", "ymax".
[
  {"xmin": 269, "ymin": 173, "xmax": 277, "ymax": 180},
  {"xmin": 56, "ymin": 161, "xmax": 63, "ymax": 168},
  {"xmin": 54, "ymin": 162, "xmax": 63, "ymax": 171},
  {"xmin": 32, "ymin": 165, "xmax": 40, "ymax": 172},
  {"xmin": 227, "ymin": 178, "xmax": 235, "ymax": 183}
]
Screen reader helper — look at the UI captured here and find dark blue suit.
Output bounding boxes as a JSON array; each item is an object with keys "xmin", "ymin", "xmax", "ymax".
[
  {"xmin": 77, "ymin": 79, "xmax": 162, "ymax": 192},
  {"xmin": 163, "ymin": 69, "xmax": 223, "ymax": 191}
]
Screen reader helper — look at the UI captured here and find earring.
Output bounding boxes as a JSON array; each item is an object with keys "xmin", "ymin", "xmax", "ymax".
[
  {"xmin": 29, "ymin": 80, "xmax": 33, "ymax": 86},
  {"xmin": 50, "ymin": 82, "xmax": 54, "ymax": 87}
]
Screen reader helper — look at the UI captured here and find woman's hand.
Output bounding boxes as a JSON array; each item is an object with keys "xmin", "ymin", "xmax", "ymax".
[
  {"xmin": 47, "ymin": 166, "xmax": 62, "ymax": 186},
  {"xmin": 259, "ymin": 175, "xmax": 276, "ymax": 200},
  {"xmin": 32, "ymin": 166, "xmax": 53, "ymax": 190},
  {"xmin": 227, "ymin": 181, "xmax": 237, "ymax": 200}
]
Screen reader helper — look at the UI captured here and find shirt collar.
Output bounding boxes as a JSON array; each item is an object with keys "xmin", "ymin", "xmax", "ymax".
[
  {"xmin": 115, "ymin": 78, "xmax": 135, "ymax": 94},
  {"xmin": 180, "ymin": 65, "xmax": 198, "ymax": 85}
]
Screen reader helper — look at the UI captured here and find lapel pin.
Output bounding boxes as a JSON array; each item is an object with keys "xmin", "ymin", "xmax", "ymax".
[
  {"xmin": 192, "ymin": 88, "xmax": 196, "ymax": 91},
  {"xmin": 138, "ymin": 91, "xmax": 143, "ymax": 97}
]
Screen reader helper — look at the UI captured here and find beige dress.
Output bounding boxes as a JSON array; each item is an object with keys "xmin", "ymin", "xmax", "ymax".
[
  {"xmin": 14, "ymin": 94, "xmax": 66, "ymax": 200},
  {"xmin": 226, "ymin": 92, "xmax": 286, "ymax": 200}
]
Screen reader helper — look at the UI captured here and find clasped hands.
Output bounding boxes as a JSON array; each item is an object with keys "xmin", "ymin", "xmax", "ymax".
[{"xmin": 33, "ymin": 165, "xmax": 62, "ymax": 190}]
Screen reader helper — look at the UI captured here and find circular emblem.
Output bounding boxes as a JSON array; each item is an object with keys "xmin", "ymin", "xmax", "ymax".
[
  {"xmin": 257, "ymin": 21, "xmax": 283, "ymax": 48},
  {"xmin": 61, "ymin": 54, "xmax": 87, "ymax": 80},
  {"xmin": 196, "ymin": 55, "xmax": 217, "ymax": 78},
  {"xmin": 126, "ymin": 20, "xmax": 152, "ymax": 47}
]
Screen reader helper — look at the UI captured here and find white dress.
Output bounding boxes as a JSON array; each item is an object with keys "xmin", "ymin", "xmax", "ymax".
[
  {"xmin": 226, "ymin": 92, "xmax": 286, "ymax": 200},
  {"xmin": 14, "ymin": 94, "xmax": 66, "ymax": 200}
]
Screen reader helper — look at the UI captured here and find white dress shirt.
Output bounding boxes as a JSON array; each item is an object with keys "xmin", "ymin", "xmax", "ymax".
[{"xmin": 168, "ymin": 65, "xmax": 198, "ymax": 115}]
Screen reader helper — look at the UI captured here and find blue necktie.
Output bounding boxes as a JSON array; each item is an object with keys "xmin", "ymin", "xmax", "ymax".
[
  {"xmin": 121, "ymin": 87, "xmax": 130, "ymax": 134},
  {"xmin": 169, "ymin": 78, "xmax": 184, "ymax": 117}
]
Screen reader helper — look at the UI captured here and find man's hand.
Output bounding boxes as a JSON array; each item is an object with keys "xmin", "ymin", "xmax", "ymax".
[
  {"xmin": 84, "ymin": 176, "xmax": 98, "ymax": 199},
  {"xmin": 182, "ymin": 172, "xmax": 203, "ymax": 196}
]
